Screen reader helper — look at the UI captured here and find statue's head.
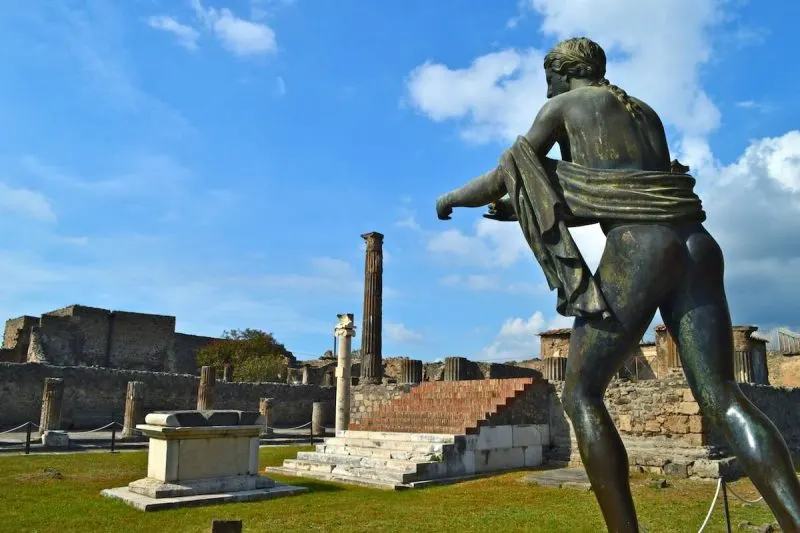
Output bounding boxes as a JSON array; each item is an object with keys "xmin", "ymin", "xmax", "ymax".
[{"xmin": 543, "ymin": 37, "xmax": 607, "ymax": 98}]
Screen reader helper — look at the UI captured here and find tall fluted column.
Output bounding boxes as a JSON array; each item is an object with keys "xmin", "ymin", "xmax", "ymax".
[
  {"xmin": 399, "ymin": 358, "xmax": 423, "ymax": 384},
  {"xmin": 334, "ymin": 313, "xmax": 356, "ymax": 433},
  {"xmin": 543, "ymin": 357, "xmax": 568, "ymax": 382},
  {"xmin": 734, "ymin": 350, "xmax": 755, "ymax": 384},
  {"xmin": 360, "ymin": 232, "xmax": 384, "ymax": 385},
  {"xmin": 39, "ymin": 378, "xmax": 64, "ymax": 434},
  {"xmin": 443, "ymin": 357, "xmax": 469, "ymax": 381}
]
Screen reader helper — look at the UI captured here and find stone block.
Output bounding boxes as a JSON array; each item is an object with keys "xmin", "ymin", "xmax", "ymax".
[
  {"xmin": 512, "ymin": 425, "xmax": 542, "ymax": 448},
  {"xmin": 689, "ymin": 415, "xmax": 704, "ymax": 433},
  {"xmin": 474, "ymin": 447, "xmax": 525, "ymax": 473},
  {"xmin": 663, "ymin": 461, "xmax": 689, "ymax": 478},
  {"xmin": 618, "ymin": 414, "xmax": 632, "ymax": 432},
  {"xmin": 41, "ymin": 430, "xmax": 69, "ymax": 448},
  {"xmin": 678, "ymin": 402, "xmax": 701, "ymax": 415},
  {"xmin": 664, "ymin": 415, "xmax": 690, "ymax": 434},
  {"xmin": 644, "ymin": 420, "xmax": 661, "ymax": 433},
  {"xmin": 523, "ymin": 445, "xmax": 543, "ymax": 467},
  {"xmin": 476, "ymin": 426, "xmax": 513, "ymax": 450}
]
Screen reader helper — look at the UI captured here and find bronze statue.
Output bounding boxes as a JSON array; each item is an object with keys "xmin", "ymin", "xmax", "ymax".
[{"xmin": 435, "ymin": 37, "xmax": 800, "ymax": 532}]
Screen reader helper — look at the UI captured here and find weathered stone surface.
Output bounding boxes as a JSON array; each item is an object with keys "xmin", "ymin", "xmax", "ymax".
[
  {"xmin": 359, "ymin": 232, "xmax": 384, "ymax": 385},
  {"xmin": 0, "ymin": 362, "xmax": 334, "ymax": 428}
]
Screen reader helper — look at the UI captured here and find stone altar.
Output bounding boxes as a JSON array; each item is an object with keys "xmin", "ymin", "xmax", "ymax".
[{"xmin": 101, "ymin": 410, "xmax": 306, "ymax": 511}]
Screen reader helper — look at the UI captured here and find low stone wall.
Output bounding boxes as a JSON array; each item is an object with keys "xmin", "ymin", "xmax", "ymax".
[
  {"xmin": 349, "ymin": 383, "xmax": 411, "ymax": 425},
  {"xmin": 0, "ymin": 363, "xmax": 334, "ymax": 429},
  {"xmin": 547, "ymin": 371, "xmax": 800, "ymax": 478},
  {"xmin": 767, "ymin": 353, "xmax": 800, "ymax": 388}
]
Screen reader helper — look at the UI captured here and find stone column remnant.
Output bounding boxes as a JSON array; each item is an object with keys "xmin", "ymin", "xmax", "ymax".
[
  {"xmin": 39, "ymin": 377, "xmax": 65, "ymax": 434},
  {"xmin": 122, "ymin": 381, "xmax": 145, "ymax": 439},
  {"xmin": 734, "ymin": 350, "xmax": 755, "ymax": 384},
  {"xmin": 259, "ymin": 397, "xmax": 274, "ymax": 436},
  {"xmin": 301, "ymin": 366, "xmax": 310, "ymax": 385},
  {"xmin": 312, "ymin": 402, "xmax": 326, "ymax": 437},
  {"xmin": 360, "ymin": 232, "xmax": 384, "ymax": 385},
  {"xmin": 543, "ymin": 356, "xmax": 568, "ymax": 382},
  {"xmin": 223, "ymin": 363, "xmax": 234, "ymax": 382},
  {"xmin": 334, "ymin": 313, "xmax": 356, "ymax": 433},
  {"xmin": 197, "ymin": 366, "xmax": 216, "ymax": 410},
  {"xmin": 399, "ymin": 358, "xmax": 423, "ymax": 384},
  {"xmin": 322, "ymin": 370, "xmax": 334, "ymax": 387},
  {"xmin": 443, "ymin": 356, "xmax": 469, "ymax": 381}
]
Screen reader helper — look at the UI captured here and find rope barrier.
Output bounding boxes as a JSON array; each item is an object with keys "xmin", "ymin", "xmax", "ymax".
[
  {"xmin": 0, "ymin": 422, "xmax": 38, "ymax": 434},
  {"xmin": 69, "ymin": 422, "xmax": 121, "ymax": 435},
  {"xmin": 697, "ymin": 477, "xmax": 723, "ymax": 533},
  {"xmin": 724, "ymin": 482, "xmax": 764, "ymax": 504},
  {"xmin": 265, "ymin": 421, "xmax": 312, "ymax": 431}
]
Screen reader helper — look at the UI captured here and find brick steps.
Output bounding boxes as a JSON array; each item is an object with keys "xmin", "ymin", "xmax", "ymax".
[
  {"xmin": 268, "ymin": 379, "xmax": 549, "ymax": 489},
  {"xmin": 349, "ymin": 378, "xmax": 538, "ymax": 435}
]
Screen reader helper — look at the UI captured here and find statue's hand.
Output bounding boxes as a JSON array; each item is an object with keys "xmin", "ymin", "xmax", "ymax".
[
  {"xmin": 484, "ymin": 198, "xmax": 516, "ymax": 221},
  {"xmin": 436, "ymin": 195, "xmax": 453, "ymax": 220}
]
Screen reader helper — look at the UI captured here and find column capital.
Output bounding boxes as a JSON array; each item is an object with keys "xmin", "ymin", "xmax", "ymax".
[
  {"xmin": 360, "ymin": 232, "xmax": 384, "ymax": 250},
  {"xmin": 334, "ymin": 313, "xmax": 357, "ymax": 337}
]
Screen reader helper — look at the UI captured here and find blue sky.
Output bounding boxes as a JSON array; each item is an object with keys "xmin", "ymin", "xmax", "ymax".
[{"xmin": 2, "ymin": 0, "xmax": 799, "ymax": 362}]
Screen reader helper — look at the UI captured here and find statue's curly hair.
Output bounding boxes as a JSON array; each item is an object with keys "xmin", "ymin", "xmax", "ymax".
[{"xmin": 544, "ymin": 37, "xmax": 643, "ymax": 118}]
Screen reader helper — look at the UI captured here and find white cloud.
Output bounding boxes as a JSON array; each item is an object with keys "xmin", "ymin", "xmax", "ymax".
[
  {"xmin": 276, "ymin": 76, "xmax": 287, "ymax": 96},
  {"xmin": 427, "ymin": 218, "xmax": 530, "ymax": 268},
  {"xmin": 0, "ymin": 183, "xmax": 57, "ymax": 222},
  {"xmin": 191, "ymin": 0, "xmax": 277, "ymax": 57},
  {"xmin": 385, "ymin": 322, "xmax": 423, "ymax": 343},
  {"xmin": 407, "ymin": 0, "xmax": 723, "ymax": 143},
  {"xmin": 481, "ymin": 311, "xmax": 573, "ymax": 360},
  {"xmin": 147, "ymin": 15, "xmax": 200, "ymax": 51}
]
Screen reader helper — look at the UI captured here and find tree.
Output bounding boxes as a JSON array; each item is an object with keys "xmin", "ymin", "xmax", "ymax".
[{"xmin": 196, "ymin": 329, "xmax": 292, "ymax": 383}]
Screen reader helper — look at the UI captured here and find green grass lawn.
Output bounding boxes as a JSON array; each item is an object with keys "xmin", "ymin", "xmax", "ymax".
[{"xmin": 0, "ymin": 446, "xmax": 780, "ymax": 532}]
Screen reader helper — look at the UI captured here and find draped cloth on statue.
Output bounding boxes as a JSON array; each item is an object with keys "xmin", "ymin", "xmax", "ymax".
[{"xmin": 497, "ymin": 135, "xmax": 706, "ymax": 319}]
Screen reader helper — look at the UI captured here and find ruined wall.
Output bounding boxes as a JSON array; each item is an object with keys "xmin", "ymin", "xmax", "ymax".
[
  {"xmin": 0, "ymin": 363, "xmax": 333, "ymax": 428},
  {"xmin": 539, "ymin": 331, "xmax": 571, "ymax": 359},
  {"xmin": 767, "ymin": 353, "xmax": 800, "ymax": 388},
  {"xmin": 9, "ymin": 305, "xmax": 219, "ymax": 373},
  {"xmin": 349, "ymin": 383, "xmax": 412, "ymax": 425},
  {"xmin": 1, "ymin": 316, "xmax": 37, "ymax": 363},
  {"xmin": 475, "ymin": 362, "xmax": 542, "ymax": 379},
  {"xmin": 108, "ymin": 311, "xmax": 175, "ymax": 371},
  {"xmin": 171, "ymin": 333, "xmax": 218, "ymax": 375}
]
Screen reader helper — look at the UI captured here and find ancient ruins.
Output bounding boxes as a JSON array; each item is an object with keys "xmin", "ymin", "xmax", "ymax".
[{"xmin": 3, "ymin": 230, "xmax": 800, "ymax": 494}]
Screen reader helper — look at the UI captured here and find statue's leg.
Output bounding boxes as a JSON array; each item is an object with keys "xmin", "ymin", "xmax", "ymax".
[
  {"xmin": 563, "ymin": 225, "xmax": 685, "ymax": 533},
  {"xmin": 661, "ymin": 226, "xmax": 800, "ymax": 531}
]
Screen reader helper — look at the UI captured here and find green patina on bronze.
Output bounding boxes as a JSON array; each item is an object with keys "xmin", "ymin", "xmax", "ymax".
[
  {"xmin": 435, "ymin": 36, "xmax": 800, "ymax": 533},
  {"xmin": 495, "ymin": 135, "xmax": 705, "ymax": 319}
]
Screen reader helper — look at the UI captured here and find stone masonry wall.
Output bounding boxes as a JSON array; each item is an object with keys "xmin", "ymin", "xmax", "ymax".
[
  {"xmin": 108, "ymin": 311, "xmax": 175, "ymax": 371},
  {"xmin": 172, "ymin": 333, "xmax": 218, "ymax": 375},
  {"xmin": 349, "ymin": 383, "xmax": 412, "ymax": 425},
  {"xmin": 767, "ymin": 353, "xmax": 800, "ymax": 388},
  {"xmin": 0, "ymin": 363, "xmax": 334, "ymax": 429}
]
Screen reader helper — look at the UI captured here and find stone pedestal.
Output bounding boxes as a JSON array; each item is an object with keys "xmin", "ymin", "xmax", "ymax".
[
  {"xmin": 334, "ymin": 313, "xmax": 356, "ymax": 433},
  {"xmin": 122, "ymin": 381, "xmax": 145, "ymax": 440},
  {"xmin": 360, "ymin": 232, "xmax": 384, "ymax": 385},
  {"xmin": 197, "ymin": 366, "xmax": 216, "ymax": 410},
  {"xmin": 543, "ymin": 357, "xmax": 568, "ymax": 382},
  {"xmin": 312, "ymin": 402, "xmax": 326, "ymax": 436},
  {"xmin": 101, "ymin": 410, "xmax": 306, "ymax": 511},
  {"xmin": 39, "ymin": 377, "xmax": 64, "ymax": 435},
  {"xmin": 223, "ymin": 363, "xmax": 233, "ymax": 383},
  {"xmin": 443, "ymin": 357, "xmax": 469, "ymax": 381},
  {"xmin": 301, "ymin": 366, "xmax": 310, "ymax": 385},
  {"xmin": 259, "ymin": 398, "xmax": 274, "ymax": 436},
  {"xmin": 42, "ymin": 430, "xmax": 69, "ymax": 448},
  {"xmin": 734, "ymin": 350, "xmax": 755, "ymax": 384},
  {"xmin": 399, "ymin": 358, "xmax": 423, "ymax": 384}
]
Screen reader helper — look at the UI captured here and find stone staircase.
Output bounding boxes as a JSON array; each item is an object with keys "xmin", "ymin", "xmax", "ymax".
[{"xmin": 267, "ymin": 378, "xmax": 549, "ymax": 489}]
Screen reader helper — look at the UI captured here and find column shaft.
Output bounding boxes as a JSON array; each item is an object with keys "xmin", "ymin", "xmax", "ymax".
[{"xmin": 360, "ymin": 232, "xmax": 384, "ymax": 384}]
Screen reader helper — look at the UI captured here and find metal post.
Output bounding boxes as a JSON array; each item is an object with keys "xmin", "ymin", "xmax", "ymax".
[
  {"xmin": 110, "ymin": 426, "xmax": 117, "ymax": 453},
  {"xmin": 720, "ymin": 477, "xmax": 732, "ymax": 533},
  {"xmin": 24, "ymin": 422, "xmax": 31, "ymax": 455}
]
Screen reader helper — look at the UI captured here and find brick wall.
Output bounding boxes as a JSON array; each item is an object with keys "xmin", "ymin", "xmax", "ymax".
[{"xmin": 0, "ymin": 363, "xmax": 334, "ymax": 429}]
